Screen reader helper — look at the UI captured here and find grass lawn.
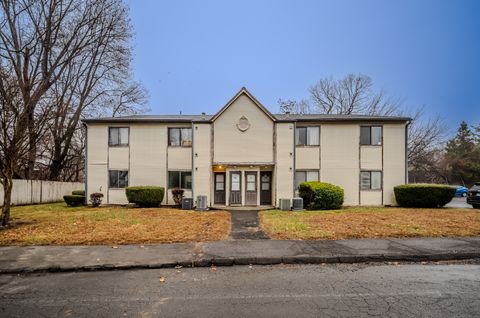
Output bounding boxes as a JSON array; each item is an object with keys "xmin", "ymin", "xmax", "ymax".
[
  {"xmin": 0, "ymin": 203, "xmax": 230, "ymax": 245},
  {"xmin": 260, "ymin": 207, "xmax": 480, "ymax": 240}
]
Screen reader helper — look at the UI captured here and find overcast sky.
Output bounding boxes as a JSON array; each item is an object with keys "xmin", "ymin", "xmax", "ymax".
[{"xmin": 128, "ymin": 0, "xmax": 480, "ymax": 134}]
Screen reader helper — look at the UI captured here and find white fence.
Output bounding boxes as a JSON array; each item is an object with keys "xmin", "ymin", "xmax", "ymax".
[{"xmin": 0, "ymin": 179, "xmax": 84, "ymax": 206}]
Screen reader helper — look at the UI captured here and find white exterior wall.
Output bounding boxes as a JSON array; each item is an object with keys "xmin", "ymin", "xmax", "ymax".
[
  {"xmin": 320, "ymin": 124, "xmax": 360, "ymax": 205},
  {"xmin": 275, "ymin": 123, "xmax": 295, "ymax": 206},
  {"xmin": 193, "ymin": 123, "xmax": 212, "ymax": 205},
  {"xmin": 214, "ymin": 94, "xmax": 274, "ymax": 164},
  {"xmin": 383, "ymin": 123, "xmax": 407, "ymax": 205}
]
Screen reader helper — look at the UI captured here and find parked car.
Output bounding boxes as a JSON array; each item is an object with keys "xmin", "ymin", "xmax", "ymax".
[
  {"xmin": 452, "ymin": 185, "xmax": 468, "ymax": 197},
  {"xmin": 466, "ymin": 182, "xmax": 480, "ymax": 209}
]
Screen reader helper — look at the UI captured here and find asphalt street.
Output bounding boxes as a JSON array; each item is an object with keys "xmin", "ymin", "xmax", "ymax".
[{"xmin": 0, "ymin": 262, "xmax": 479, "ymax": 317}]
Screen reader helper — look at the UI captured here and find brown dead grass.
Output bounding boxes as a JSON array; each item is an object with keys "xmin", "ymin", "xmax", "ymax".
[
  {"xmin": 0, "ymin": 203, "xmax": 230, "ymax": 245},
  {"xmin": 260, "ymin": 207, "xmax": 480, "ymax": 240}
]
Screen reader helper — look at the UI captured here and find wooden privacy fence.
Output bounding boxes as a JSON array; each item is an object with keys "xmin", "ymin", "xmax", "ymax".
[{"xmin": 0, "ymin": 179, "xmax": 84, "ymax": 206}]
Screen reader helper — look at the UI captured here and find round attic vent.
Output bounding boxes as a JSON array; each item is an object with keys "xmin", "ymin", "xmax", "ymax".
[{"xmin": 236, "ymin": 116, "xmax": 250, "ymax": 132}]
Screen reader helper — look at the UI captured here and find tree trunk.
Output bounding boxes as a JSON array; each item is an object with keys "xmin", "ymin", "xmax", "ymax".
[{"xmin": 1, "ymin": 178, "xmax": 13, "ymax": 227}]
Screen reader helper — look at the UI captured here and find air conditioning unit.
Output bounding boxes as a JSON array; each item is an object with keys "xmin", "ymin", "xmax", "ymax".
[
  {"xmin": 279, "ymin": 199, "xmax": 291, "ymax": 211},
  {"xmin": 292, "ymin": 197, "xmax": 304, "ymax": 210},
  {"xmin": 181, "ymin": 198, "xmax": 193, "ymax": 210},
  {"xmin": 196, "ymin": 195, "xmax": 209, "ymax": 211}
]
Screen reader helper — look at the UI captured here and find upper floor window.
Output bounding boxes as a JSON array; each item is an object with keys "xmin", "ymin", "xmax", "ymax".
[
  {"xmin": 360, "ymin": 126, "xmax": 382, "ymax": 145},
  {"xmin": 296, "ymin": 126, "xmax": 319, "ymax": 146},
  {"xmin": 360, "ymin": 171, "xmax": 382, "ymax": 190},
  {"xmin": 168, "ymin": 128, "xmax": 192, "ymax": 147},
  {"xmin": 109, "ymin": 127, "xmax": 129, "ymax": 147},
  {"xmin": 109, "ymin": 170, "xmax": 129, "ymax": 188},
  {"xmin": 168, "ymin": 171, "xmax": 192, "ymax": 189}
]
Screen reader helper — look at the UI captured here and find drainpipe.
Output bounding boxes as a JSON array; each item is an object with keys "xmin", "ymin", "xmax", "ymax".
[
  {"xmin": 405, "ymin": 120, "xmax": 411, "ymax": 184},
  {"xmin": 83, "ymin": 122, "xmax": 88, "ymax": 204}
]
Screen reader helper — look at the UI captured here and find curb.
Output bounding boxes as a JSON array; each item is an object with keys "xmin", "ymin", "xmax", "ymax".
[{"xmin": 2, "ymin": 252, "xmax": 479, "ymax": 275}]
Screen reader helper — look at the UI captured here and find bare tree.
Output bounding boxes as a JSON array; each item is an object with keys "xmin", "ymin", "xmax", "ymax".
[
  {"xmin": 0, "ymin": 0, "xmax": 129, "ymax": 179},
  {"xmin": 279, "ymin": 74, "xmax": 447, "ymax": 183},
  {"xmin": 307, "ymin": 74, "xmax": 401, "ymax": 115}
]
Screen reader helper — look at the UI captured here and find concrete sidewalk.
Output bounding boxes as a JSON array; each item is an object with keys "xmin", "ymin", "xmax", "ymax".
[{"xmin": 0, "ymin": 237, "xmax": 479, "ymax": 274}]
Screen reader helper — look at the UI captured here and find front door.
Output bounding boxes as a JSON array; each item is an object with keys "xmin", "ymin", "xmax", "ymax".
[
  {"xmin": 260, "ymin": 171, "xmax": 272, "ymax": 205},
  {"xmin": 245, "ymin": 172, "xmax": 257, "ymax": 206},
  {"xmin": 229, "ymin": 171, "xmax": 242, "ymax": 205},
  {"xmin": 214, "ymin": 172, "xmax": 226, "ymax": 204}
]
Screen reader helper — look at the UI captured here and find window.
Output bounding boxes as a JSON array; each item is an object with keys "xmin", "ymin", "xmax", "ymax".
[
  {"xmin": 109, "ymin": 170, "xmax": 128, "ymax": 188},
  {"xmin": 168, "ymin": 128, "xmax": 192, "ymax": 147},
  {"xmin": 360, "ymin": 171, "xmax": 382, "ymax": 190},
  {"xmin": 109, "ymin": 127, "xmax": 129, "ymax": 146},
  {"xmin": 360, "ymin": 126, "xmax": 382, "ymax": 145},
  {"xmin": 296, "ymin": 127, "xmax": 319, "ymax": 146},
  {"xmin": 246, "ymin": 174, "xmax": 256, "ymax": 191},
  {"xmin": 295, "ymin": 170, "xmax": 319, "ymax": 189},
  {"xmin": 168, "ymin": 171, "xmax": 192, "ymax": 189},
  {"xmin": 215, "ymin": 174, "xmax": 225, "ymax": 191}
]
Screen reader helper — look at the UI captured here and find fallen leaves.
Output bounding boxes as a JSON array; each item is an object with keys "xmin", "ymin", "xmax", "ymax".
[
  {"xmin": 261, "ymin": 207, "xmax": 480, "ymax": 240},
  {"xmin": 159, "ymin": 277, "xmax": 166, "ymax": 283},
  {"xmin": 1, "ymin": 203, "xmax": 231, "ymax": 245}
]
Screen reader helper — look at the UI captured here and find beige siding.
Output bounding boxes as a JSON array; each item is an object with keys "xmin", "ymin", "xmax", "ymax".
[
  {"xmin": 383, "ymin": 123, "xmax": 407, "ymax": 205},
  {"xmin": 108, "ymin": 147, "xmax": 129, "ymax": 169},
  {"xmin": 87, "ymin": 164, "xmax": 107, "ymax": 197},
  {"xmin": 108, "ymin": 189, "xmax": 129, "ymax": 205},
  {"xmin": 295, "ymin": 147, "xmax": 320, "ymax": 169},
  {"xmin": 360, "ymin": 191, "xmax": 382, "ymax": 205},
  {"xmin": 321, "ymin": 124, "xmax": 359, "ymax": 205},
  {"xmin": 87, "ymin": 124, "xmax": 108, "ymax": 201},
  {"xmin": 87, "ymin": 124, "xmax": 107, "ymax": 164},
  {"xmin": 360, "ymin": 146, "xmax": 382, "ymax": 170},
  {"xmin": 168, "ymin": 147, "xmax": 192, "ymax": 170},
  {"xmin": 129, "ymin": 124, "xmax": 167, "ymax": 203},
  {"xmin": 193, "ymin": 123, "xmax": 212, "ymax": 205},
  {"xmin": 214, "ymin": 94, "xmax": 274, "ymax": 164},
  {"xmin": 275, "ymin": 123, "xmax": 295, "ymax": 206}
]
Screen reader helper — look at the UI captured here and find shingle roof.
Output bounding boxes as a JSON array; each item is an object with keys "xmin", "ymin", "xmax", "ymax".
[{"xmin": 83, "ymin": 113, "xmax": 410, "ymax": 124}]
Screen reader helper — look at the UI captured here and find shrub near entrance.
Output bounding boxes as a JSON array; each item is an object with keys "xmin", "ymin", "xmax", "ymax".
[
  {"xmin": 125, "ymin": 186, "xmax": 165, "ymax": 207},
  {"xmin": 394, "ymin": 184, "xmax": 455, "ymax": 208},
  {"xmin": 298, "ymin": 181, "xmax": 344, "ymax": 210}
]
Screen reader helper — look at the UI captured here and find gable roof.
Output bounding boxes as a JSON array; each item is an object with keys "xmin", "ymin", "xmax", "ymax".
[{"xmin": 210, "ymin": 87, "xmax": 277, "ymax": 122}]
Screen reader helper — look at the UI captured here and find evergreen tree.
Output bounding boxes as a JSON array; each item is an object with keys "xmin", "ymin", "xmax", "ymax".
[{"xmin": 445, "ymin": 121, "xmax": 480, "ymax": 185}]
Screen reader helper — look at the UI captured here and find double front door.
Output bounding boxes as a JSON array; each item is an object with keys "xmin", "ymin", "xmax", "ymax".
[{"xmin": 214, "ymin": 171, "xmax": 272, "ymax": 206}]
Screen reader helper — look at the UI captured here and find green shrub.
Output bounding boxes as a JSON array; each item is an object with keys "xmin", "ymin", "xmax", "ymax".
[
  {"xmin": 125, "ymin": 186, "xmax": 165, "ymax": 207},
  {"xmin": 298, "ymin": 181, "xmax": 344, "ymax": 210},
  {"xmin": 72, "ymin": 190, "xmax": 85, "ymax": 196},
  {"xmin": 394, "ymin": 184, "xmax": 455, "ymax": 208},
  {"xmin": 63, "ymin": 195, "xmax": 85, "ymax": 207}
]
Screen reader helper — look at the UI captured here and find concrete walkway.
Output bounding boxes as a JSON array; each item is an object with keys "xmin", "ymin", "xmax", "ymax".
[
  {"xmin": 0, "ymin": 237, "xmax": 479, "ymax": 274},
  {"xmin": 229, "ymin": 210, "xmax": 269, "ymax": 240}
]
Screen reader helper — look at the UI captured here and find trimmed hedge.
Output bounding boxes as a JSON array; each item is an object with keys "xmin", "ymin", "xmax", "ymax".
[
  {"xmin": 64, "ymin": 195, "xmax": 85, "ymax": 207},
  {"xmin": 394, "ymin": 184, "xmax": 455, "ymax": 208},
  {"xmin": 72, "ymin": 190, "xmax": 85, "ymax": 196},
  {"xmin": 125, "ymin": 186, "xmax": 165, "ymax": 207},
  {"xmin": 298, "ymin": 181, "xmax": 344, "ymax": 210}
]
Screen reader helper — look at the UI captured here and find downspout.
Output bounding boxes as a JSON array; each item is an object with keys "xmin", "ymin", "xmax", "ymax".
[
  {"xmin": 293, "ymin": 121, "xmax": 297, "ymax": 200},
  {"xmin": 83, "ymin": 122, "xmax": 88, "ymax": 205},
  {"xmin": 405, "ymin": 120, "xmax": 411, "ymax": 184}
]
